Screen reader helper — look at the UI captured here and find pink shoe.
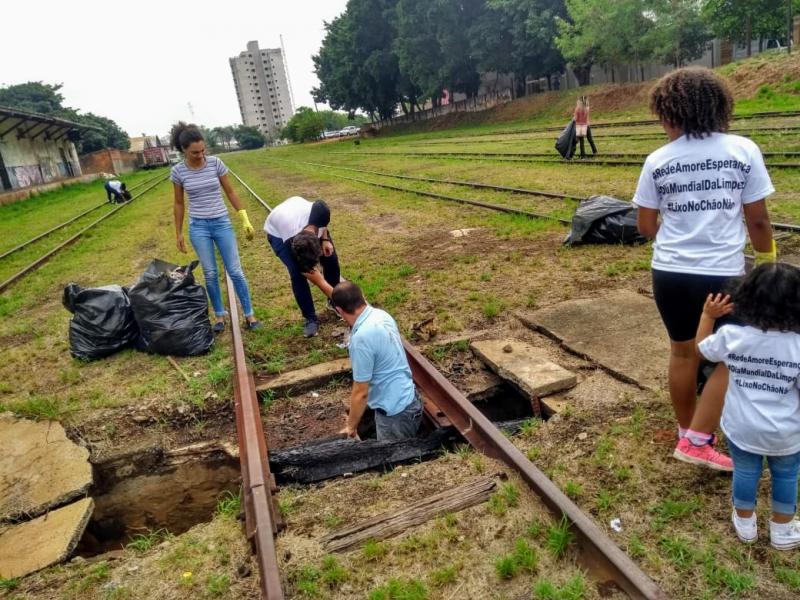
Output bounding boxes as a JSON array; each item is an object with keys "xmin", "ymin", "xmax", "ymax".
[{"xmin": 673, "ymin": 438, "xmax": 733, "ymax": 472}]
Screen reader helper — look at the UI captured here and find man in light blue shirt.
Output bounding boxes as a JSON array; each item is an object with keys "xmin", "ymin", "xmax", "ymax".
[{"xmin": 331, "ymin": 281, "xmax": 422, "ymax": 441}]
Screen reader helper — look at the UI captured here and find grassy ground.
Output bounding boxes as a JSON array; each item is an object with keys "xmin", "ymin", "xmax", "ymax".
[{"xmin": 4, "ymin": 52, "xmax": 800, "ymax": 599}]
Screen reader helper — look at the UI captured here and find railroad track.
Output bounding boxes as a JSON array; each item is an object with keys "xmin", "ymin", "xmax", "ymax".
[
  {"xmin": 327, "ymin": 150, "xmax": 800, "ymax": 169},
  {"xmin": 0, "ymin": 170, "xmax": 168, "ymax": 262},
  {"xmin": 0, "ymin": 173, "xmax": 170, "ymax": 294},
  {"xmin": 270, "ymin": 157, "xmax": 800, "ymax": 235},
  {"xmin": 228, "ymin": 168, "xmax": 668, "ymax": 598},
  {"xmin": 407, "ymin": 109, "xmax": 800, "ymax": 140}
]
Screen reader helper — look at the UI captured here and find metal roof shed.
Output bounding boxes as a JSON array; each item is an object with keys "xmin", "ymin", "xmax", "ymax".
[{"xmin": 0, "ymin": 106, "xmax": 100, "ymax": 191}]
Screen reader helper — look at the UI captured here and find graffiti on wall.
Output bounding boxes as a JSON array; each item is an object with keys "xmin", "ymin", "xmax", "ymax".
[{"xmin": 10, "ymin": 165, "xmax": 43, "ymax": 188}]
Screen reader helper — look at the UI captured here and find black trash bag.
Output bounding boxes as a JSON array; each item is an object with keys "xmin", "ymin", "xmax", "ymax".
[
  {"xmin": 563, "ymin": 195, "xmax": 648, "ymax": 246},
  {"xmin": 129, "ymin": 259, "xmax": 214, "ymax": 356},
  {"xmin": 62, "ymin": 284, "xmax": 139, "ymax": 360},
  {"xmin": 555, "ymin": 120, "xmax": 576, "ymax": 158}
]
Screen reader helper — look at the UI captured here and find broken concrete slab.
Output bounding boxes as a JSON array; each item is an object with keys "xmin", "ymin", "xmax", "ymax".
[
  {"xmin": 470, "ymin": 340, "xmax": 577, "ymax": 398},
  {"xmin": 0, "ymin": 413, "xmax": 92, "ymax": 521},
  {"xmin": 254, "ymin": 358, "xmax": 352, "ymax": 396},
  {"xmin": 517, "ymin": 289, "xmax": 668, "ymax": 390},
  {"xmin": 0, "ymin": 497, "xmax": 94, "ymax": 578}
]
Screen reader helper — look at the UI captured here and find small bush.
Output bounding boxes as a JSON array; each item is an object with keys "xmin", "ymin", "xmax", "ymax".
[{"xmin": 547, "ymin": 516, "xmax": 574, "ymax": 559}]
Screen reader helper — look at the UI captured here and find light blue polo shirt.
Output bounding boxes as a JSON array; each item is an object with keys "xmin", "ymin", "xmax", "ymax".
[{"xmin": 349, "ymin": 305, "xmax": 415, "ymax": 416}]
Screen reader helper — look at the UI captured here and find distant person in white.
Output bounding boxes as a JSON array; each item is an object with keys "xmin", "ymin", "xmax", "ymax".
[
  {"xmin": 105, "ymin": 179, "xmax": 130, "ymax": 203},
  {"xmin": 633, "ymin": 67, "xmax": 776, "ymax": 471},
  {"xmin": 696, "ymin": 264, "xmax": 800, "ymax": 549},
  {"xmin": 170, "ymin": 122, "xmax": 260, "ymax": 332}
]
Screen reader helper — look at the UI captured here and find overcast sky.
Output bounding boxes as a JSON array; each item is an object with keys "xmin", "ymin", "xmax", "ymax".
[{"xmin": 0, "ymin": 0, "xmax": 349, "ymax": 136}]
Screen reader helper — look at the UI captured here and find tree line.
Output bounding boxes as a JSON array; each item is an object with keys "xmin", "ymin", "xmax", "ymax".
[{"xmin": 312, "ymin": 0, "xmax": 798, "ymax": 121}]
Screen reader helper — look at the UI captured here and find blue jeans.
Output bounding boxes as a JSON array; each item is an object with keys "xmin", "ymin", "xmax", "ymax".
[
  {"xmin": 188, "ymin": 216, "xmax": 254, "ymax": 318},
  {"xmin": 267, "ymin": 233, "xmax": 340, "ymax": 321},
  {"xmin": 729, "ymin": 441, "xmax": 800, "ymax": 515}
]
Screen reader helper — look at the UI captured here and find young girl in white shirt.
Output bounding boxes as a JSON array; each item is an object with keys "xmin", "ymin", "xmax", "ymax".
[
  {"xmin": 697, "ymin": 264, "xmax": 800, "ymax": 549},
  {"xmin": 633, "ymin": 67, "xmax": 777, "ymax": 470}
]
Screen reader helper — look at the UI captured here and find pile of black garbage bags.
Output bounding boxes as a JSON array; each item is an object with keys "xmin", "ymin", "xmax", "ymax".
[{"xmin": 63, "ymin": 259, "xmax": 214, "ymax": 360}]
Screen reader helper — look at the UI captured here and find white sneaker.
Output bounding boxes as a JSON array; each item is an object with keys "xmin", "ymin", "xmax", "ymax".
[
  {"xmin": 732, "ymin": 510, "xmax": 757, "ymax": 543},
  {"xmin": 770, "ymin": 518, "xmax": 800, "ymax": 550}
]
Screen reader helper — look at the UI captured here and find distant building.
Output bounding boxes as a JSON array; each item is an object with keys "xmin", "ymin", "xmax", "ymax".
[
  {"xmin": 229, "ymin": 40, "xmax": 294, "ymax": 142},
  {"xmin": 0, "ymin": 106, "xmax": 92, "ymax": 192}
]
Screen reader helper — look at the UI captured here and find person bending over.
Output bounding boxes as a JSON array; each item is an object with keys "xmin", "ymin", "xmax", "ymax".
[
  {"xmin": 265, "ymin": 196, "xmax": 341, "ymax": 338},
  {"xmin": 105, "ymin": 179, "xmax": 131, "ymax": 203},
  {"xmin": 332, "ymin": 281, "xmax": 422, "ymax": 442}
]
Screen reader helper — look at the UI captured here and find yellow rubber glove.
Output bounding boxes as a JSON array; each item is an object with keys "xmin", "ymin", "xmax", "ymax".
[
  {"xmin": 238, "ymin": 209, "xmax": 255, "ymax": 240},
  {"xmin": 753, "ymin": 239, "xmax": 777, "ymax": 266}
]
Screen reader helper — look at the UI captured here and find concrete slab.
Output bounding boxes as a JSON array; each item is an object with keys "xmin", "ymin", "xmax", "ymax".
[
  {"xmin": 470, "ymin": 340, "xmax": 577, "ymax": 398},
  {"xmin": 0, "ymin": 497, "xmax": 94, "ymax": 578},
  {"xmin": 0, "ymin": 413, "xmax": 92, "ymax": 521},
  {"xmin": 255, "ymin": 358, "xmax": 352, "ymax": 396},
  {"xmin": 517, "ymin": 289, "xmax": 668, "ymax": 390}
]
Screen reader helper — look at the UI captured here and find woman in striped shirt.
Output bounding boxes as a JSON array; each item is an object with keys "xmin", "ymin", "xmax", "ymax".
[{"xmin": 170, "ymin": 122, "xmax": 261, "ymax": 332}]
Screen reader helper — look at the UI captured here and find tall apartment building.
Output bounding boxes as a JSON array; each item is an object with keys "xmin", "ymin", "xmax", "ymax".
[{"xmin": 229, "ymin": 40, "xmax": 294, "ymax": 141}]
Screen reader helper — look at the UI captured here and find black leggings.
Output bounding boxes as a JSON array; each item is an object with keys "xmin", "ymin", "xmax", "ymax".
[{"xmin": 652, "ymin": 269, "xmax": 734, "ymax": 342}]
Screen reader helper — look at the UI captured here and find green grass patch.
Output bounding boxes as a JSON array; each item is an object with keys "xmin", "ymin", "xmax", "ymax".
[
  {"xmin": 533, "ymin": 574, "xmax": 587, "ymax": 600},
  {"xmin": 368, "ymin": 577, "xmax": 428, "ymax": 600},
  {"xmin": 546, "ymin": 516, "xmax": 575, "ymax": 559}
]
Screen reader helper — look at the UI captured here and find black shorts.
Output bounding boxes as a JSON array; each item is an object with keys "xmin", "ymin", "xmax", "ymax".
[{"xmin": 651, "ymin": 269, "xmax": 734, "ymax": 342}]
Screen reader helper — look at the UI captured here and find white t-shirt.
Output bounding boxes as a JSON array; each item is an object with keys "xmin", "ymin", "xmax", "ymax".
[
  {"xmin": 107, "ymin": 180, "xmax": 123, "ymax": 193},
  {"xmin": 264, "ymin": 196, "xmax": 318, "ymax": 241},
  {"xmin": 632, "ymin": 133, "xmax": 774, "ymax": 276},
  {"xmin": 699, "ymin": 325, "xmax": 800, "ymax": 456}
]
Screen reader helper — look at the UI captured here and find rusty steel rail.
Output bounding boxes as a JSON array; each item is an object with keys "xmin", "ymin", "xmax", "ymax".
[
  {"xmin": 0, "ymin": 169, "xmax": 168, "ymax": 262},
  {"xmin": 226, "ymin": 274, "xmax": 284, "ymax": 599},
  {"xmin": 226, "ymin": 170, "xmax": 282, "ymax": 598},
  {"xmin": 403, "ymin": 340, "xmax": 668, "ymax": 599},
  {"xmin": 0, "ymin": 174, "xmax": 170, "ymax": 294}
]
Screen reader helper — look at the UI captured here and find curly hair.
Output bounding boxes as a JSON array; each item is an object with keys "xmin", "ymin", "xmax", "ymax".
[
  {"xmin": 731, "ymin": 263, "xmax": 800, "ymax": 333},
  {"xmin": 169, "ymin": 121, "xmax": 204, "ymax": 152},
  {"xmin": 649, "ymin": 67, "xmax": 733, "ymax": 139},
  {"xmin": 290, "ymin": 231, "xmax": 322, "ymax": 273}
]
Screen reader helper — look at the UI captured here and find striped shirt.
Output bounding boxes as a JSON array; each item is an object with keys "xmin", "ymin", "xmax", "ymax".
[{"xmin": 171, "ymin": 156, "xmax": 229, "ymax": 219}]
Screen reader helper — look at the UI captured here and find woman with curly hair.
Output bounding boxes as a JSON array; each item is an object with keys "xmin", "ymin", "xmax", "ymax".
[
  {"xmin": 170, "ymin": 122, "xmax": 261, "ymax": 332},
  {"xmin": 696, "ymin": 264, "xmax": 800, "ymax": 548},
  {"xmin": 633, "ymin": 67, "xmax": 776, "ymax": 470}
]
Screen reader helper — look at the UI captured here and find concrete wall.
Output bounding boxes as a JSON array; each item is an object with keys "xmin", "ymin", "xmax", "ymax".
[
  {"xmin": 0, "ymin": 135, "xmax": 81, "ymax": 190},
  {"xmin": 80, "ymin": 149, "xmax": 138, "ymax": 176}
]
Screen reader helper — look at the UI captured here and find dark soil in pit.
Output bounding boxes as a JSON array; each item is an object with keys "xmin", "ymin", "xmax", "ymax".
[
  {"xmin": 263, "ymin": 386, "xmax": 350, "ymax": 449},
  {"xmin": 78, "ymin": 455, "xmax": 240, "ymax": 556}
]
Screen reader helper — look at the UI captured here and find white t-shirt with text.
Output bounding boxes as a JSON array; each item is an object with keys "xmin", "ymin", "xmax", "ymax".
[
  {"xmin": 264, "ymin": 196, "xmax": 315, "ymax": 241},
  {"xmin": 633, "ymin": 133, "xmax": 774, "ymax": 276},
  {"xmin": 699, "ymin": 325, "xmax": 800, "ymax": 456}
]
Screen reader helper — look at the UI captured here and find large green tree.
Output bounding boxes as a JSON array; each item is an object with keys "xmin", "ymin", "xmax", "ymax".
[
  {"xmin": 645, "ymin": 0, "xmax": 711, "ymax": 67},
  {"xmin": 313, "ymin": 0, "xmax": 402, "ymax": 120},
  {"xmin": 281, "ymin": 107, "xmax": 326, "ymax": 142},
  {"xmin": 557, "ymin": 0, "xmax": 655, "ymax": 84},
  {"xmin": 234, "ymin": 126, "xmax": 266, "ymax": 150},
  {"xmin": 477, "ymin": 0, "xmax": 566, "ymax": 96},
  {"xmin": 702, "ymin": 0, "xmax": 792, "ymax": 56}
]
